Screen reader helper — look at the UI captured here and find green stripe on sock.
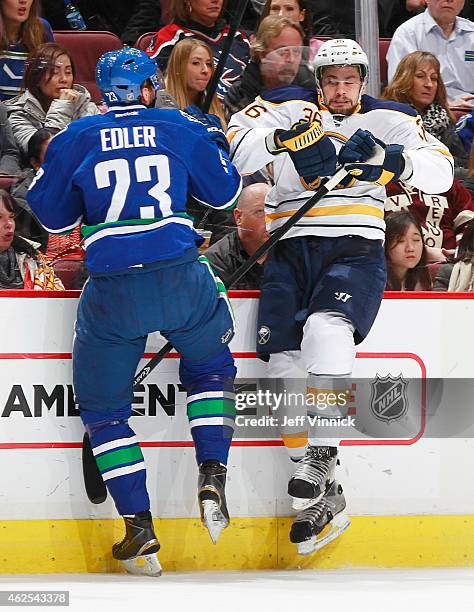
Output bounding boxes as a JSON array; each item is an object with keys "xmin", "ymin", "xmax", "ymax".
[
  {"xmin": 96, "ymin": 445, "xmax": 144, "ymax": 472},
  {"xmin": 187, "ymin": 398, "xmax": 236, "ymax": 419}
]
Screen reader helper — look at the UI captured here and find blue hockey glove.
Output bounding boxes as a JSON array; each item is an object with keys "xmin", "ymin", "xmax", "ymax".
[
  {"xmin": 338, "ymin": 129, "xmax": 376, "ymax": 163},
  {"xmin": 274, "ymin": 121, "xmax": 337, "ymax": 190},
  {"xmin": 339, "ymin": 129, "xmax": 406, "ymax": 186},
  {"xmin": 183, "ymin": 105, "xmax": 229, "ymax": 154}
]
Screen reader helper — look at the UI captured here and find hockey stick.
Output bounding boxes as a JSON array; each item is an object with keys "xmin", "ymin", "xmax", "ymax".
[
  {"xmin": 202, "ymin": 0, "xmax": 249, "ymax": 113},
  {"xmin": 134, "ymin": 166, "xmax": 349, "ymax": 386},
  {"xmin": 83, "ymin": 165, "xmax": 349, "ymax": 503},
  {"xmin": 196, "ymin": 0, "xmax": 250, "ymax": 228}
]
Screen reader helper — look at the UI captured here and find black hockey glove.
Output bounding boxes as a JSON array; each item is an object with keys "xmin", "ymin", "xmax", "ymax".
[
  {"xmin": 183, "ymin": 105, "xmax": 230, "ymax": 154},
  {"xmin": 272, "ymin": 121, "xmax": 337, "ymax": 190},
  {"xmin": 338, "ymin": 128, "xmax": 406, "ymax": 186}
]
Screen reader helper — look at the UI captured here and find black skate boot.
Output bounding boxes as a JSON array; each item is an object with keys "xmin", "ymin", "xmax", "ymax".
[
  {"xmin": 112, "ymin": 510, "xmax": 162, "ymax": 576},
  {"xmin": 288, "ymin": 445, "xmax": 338, "ymax": 510},
  {"xmin": 290, "ymin": 480, "xmax": 350, "ymax": 555},
  {"xmin": 198, "ymin": 460, "xmax": 229, "ymax": 544}
]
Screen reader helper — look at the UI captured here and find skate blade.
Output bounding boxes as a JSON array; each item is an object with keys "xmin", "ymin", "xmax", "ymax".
[
  {"xmin": 296, "ymin": 513, "xmax": 350, "ymax": 556},
  {"xmin": 120, "ymin": 553, "xmax": 162, "ymax": 577},
  {"xmin": 291, "ymin": 492, "xmax": 324, "ymax": 512},
  {"xmin": 201, "ymin": 499, "xmax": 228, "ymax": 544}
]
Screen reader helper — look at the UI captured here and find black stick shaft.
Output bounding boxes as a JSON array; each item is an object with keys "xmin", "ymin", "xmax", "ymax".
[
  {"xmin": 84, "ymin": 166, "xmax": 348, "ymax": 504},
  {"xmin": 226, "ymin": 168, "xmax": 348, "ymax": 287},
  {"xmin": 132, "ymin": 166, "xmax": 348, "ymax": 388},
  {"xmin": 194, "ymin": 0, "xmax": 250, "ymax": 229},
  {"xmin": 202, "ymin": 0, "xmax": 249, "ymax": 113}
]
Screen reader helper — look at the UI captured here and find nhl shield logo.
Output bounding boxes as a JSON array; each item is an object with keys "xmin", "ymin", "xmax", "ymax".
[
  {"xmin": 370, "ymin": 374, "xmax": 408, "ymax": 422},
  {"xmin": 257, "ymin": 325, "xmax": 271, "ymax": 345}
]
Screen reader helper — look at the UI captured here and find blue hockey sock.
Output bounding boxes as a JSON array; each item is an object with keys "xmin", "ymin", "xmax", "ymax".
[
  {"xmin": 87, "ymin": 419, "xmax": 150, "ymax": 516},
  {"xmin": 187, "ymin": 380, "xmax": 235, "ymax": 464},
  {"xmin": 181, "ymin": 348, "xmax": 236, "ymax": 465}
]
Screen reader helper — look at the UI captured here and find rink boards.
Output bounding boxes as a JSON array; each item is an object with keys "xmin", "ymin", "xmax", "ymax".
[{"xmin": 0, "ymin": 290, "xmax": 474, "ymax": 572}]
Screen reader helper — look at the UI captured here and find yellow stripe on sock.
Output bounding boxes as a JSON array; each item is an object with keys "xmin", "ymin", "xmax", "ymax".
[{"xmin": 281, "ymin": 432, "xmax": 308, "ymax": 448}]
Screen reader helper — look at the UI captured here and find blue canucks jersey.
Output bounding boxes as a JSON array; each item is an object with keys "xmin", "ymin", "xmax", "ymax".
[
  {"xmin": 0, "ymin": 19, "xmax": 54, "ymax": 101},
  {"xmin": 27, "ymin": 104, "xmax": 242, "ymax": 274}
]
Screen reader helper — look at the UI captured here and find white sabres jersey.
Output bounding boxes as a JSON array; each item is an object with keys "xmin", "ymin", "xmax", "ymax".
[{"xmin": 228, "ymin": 86, "xmax": 454, "ymax": 241}]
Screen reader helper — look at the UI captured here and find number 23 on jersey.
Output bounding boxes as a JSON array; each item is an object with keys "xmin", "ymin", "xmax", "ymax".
[{"xmin": 94, "ymin": 154, "xmax": 172, "ymax": 222}]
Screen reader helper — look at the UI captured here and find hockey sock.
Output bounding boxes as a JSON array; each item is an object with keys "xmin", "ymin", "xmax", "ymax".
[
  {"xmin": 181, "ymin": 348, "xmax": 236, "ymax": 465},
  {"xmin": 87, "ymin": 419, "xmax": 150, "ymax": 516},
  {"xmin": 282, "ymin": 432, "xmax": 308, "ymax": 461},
  {"xmin": 280, "ymin": 381, "xmax": 308, "ymax": 462},
  {"xmin": 306, "ymin": 373, "xmax": 352, "ymax": 447},
  {"xmin": 186, "ymin": 376, "xmax": 236, "ymax": 465},
  {"xmin": 300, "ymin": 312, "xmax": 356, "ymax": 447},
  {"xmin": 267, "ymin": 352, "xmax": 309, "ymax": 462}
]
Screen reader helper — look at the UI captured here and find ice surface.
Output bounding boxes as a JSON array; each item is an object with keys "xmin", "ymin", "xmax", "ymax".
[{"xmin": 1, "ymin": 568, "xmax": 474, "ymax": 612}]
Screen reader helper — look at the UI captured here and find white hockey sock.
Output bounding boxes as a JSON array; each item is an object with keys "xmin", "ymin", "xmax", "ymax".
[
  {"xmin": 268, "ymin": 351, "xmax": 308, "ymax": 460},
  {"xmin": 301, "ymin": 311, "xmax": 356, "ymax": 448},
  {"xmin": 307, "ymin": 373, "xmax": 352, "ymax": 447}
]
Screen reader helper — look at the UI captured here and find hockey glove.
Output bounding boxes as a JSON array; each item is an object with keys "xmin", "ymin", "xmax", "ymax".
[
  {"xmin": 271, "ymin": 121, "xmax": 337, "ymax": 190},
  {"xmin": 183, "ymin": 105, "xmax": 229, "ymax": 154},
  {"xmin": 339, "ymin": 129, "xmax": 406, "ymax": 186}
]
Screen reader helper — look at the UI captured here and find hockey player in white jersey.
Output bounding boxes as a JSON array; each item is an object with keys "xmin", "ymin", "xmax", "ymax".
[{"xmin": 227, "ymin": 39, "xmax": 454, "ymax": 554}]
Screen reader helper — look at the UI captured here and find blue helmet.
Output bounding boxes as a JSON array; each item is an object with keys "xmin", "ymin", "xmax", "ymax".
[{"xmin": 96, "ymin": 47, "xmax": 162, "ymax": 104}]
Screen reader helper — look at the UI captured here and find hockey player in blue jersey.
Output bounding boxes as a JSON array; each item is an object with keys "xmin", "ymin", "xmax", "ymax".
[{"xmin": 27, "ymin": 48, "xmax": 242, "ymax": 577}]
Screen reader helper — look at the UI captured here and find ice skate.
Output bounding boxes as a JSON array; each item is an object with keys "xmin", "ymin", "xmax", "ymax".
[
  {"xmin": 288, "ymin": 445, "xmax": 338, "ymax": 510},
  {"xmin": 112, "ymin": 511, "xmax": 162, "ymax": 577},
  {"xmin": 290, "ymin": 480, "xmax": 350, "ymax": 555},
  {"xmin": 198, "ymin": 460, "xmax": 229, "ymax": 544}
]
